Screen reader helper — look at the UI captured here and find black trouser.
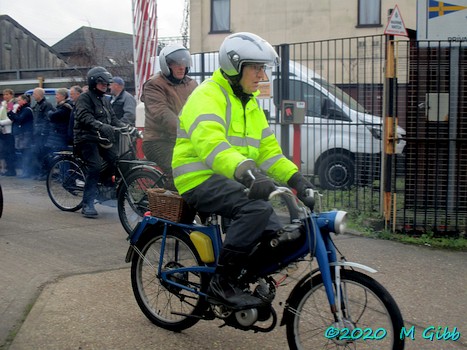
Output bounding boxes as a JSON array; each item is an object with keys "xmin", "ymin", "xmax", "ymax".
[
  {"xmin": 143, "ymin": 140, "xmax": 175, "ymax": 191},
  {"xmin": 75, "ymin": 141, "xmax": 118, "ymax": 205},
  {"xmin": 0, "ymin": 133, "xmax": 16, "ymax": 173},
  {"xmin": 182, "ymin": 174, "xmax": 282, "ymax": 253},
  {"xmin": 31, "ymin": 134, "xmax": 48, "ymax": 176}
]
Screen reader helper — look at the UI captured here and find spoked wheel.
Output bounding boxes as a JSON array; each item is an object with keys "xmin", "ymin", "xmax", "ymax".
[
  {"xmin": 0, "ymin": 184, "xmax": 3, "ymax": 218},
  {"xmin": 47, "ymin": 156, "xmax": 85, "ymax": 211},
  {"xmin": 286, "ymin": 270, "xmax": 404, "ymax": 350},
  {"xmin": 130, "ymin": 228, "xmax": 208, "ymax": 331},
  {"xmin": 117, "ymin": 168, "xmax": 165, "ymax": 235}
]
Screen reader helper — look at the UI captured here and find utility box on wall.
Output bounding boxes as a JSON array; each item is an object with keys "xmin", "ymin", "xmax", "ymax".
[
  {"xmin": 426, "ymin": 93, "xmax": 449, "ymax": 122},
  {"xmin": 281, "ymin": 100, "xmax": 306, "ymax": 124}
]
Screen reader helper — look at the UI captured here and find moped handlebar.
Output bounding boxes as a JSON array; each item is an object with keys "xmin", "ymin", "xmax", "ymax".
[
  {"xmin": 244, "ymin": 169, "xmax": 317, "ymax": 211},
  {"xmin": 268, "ymin": 186, "xmax": 316, "ymax": 211}
]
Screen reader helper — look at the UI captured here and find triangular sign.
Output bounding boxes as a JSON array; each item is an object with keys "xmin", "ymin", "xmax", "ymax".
[{"xmin": 384, "ymin": 5, "xmax": 408, "ymax": 36}]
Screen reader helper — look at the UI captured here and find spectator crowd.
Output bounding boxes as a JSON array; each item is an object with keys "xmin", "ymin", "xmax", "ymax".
[{"xmin": 0, "ymin": 76, "xmax": 136, "ymax": 180}]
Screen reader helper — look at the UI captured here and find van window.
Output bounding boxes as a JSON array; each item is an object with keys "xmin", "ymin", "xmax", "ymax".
[
  {"xmin": 273, "ymin": 79, "xmax": 346, "ymax": 120},
  {"xmin": 311, "ymin": 78, "xmax": 367, "ymax": 113}
]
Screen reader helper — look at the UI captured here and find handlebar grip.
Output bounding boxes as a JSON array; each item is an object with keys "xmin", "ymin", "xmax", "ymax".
[{"xmin": 302, "ymin": 196, "xmax": 315, "ymax": 210}]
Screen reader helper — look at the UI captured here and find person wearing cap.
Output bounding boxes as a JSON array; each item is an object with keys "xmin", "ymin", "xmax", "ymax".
[
  {"xmin": 171, "ymin": 33, "xmax": 314, "ymax": 310},
  {"xmin": 109, "ymin": 77, "xmax": 136, "ymax": 125},
  {"xmin": 141, "ymin": 44, "xmax": 197, "ymax": 191}
]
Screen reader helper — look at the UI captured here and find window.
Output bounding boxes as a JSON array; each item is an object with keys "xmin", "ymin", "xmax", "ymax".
[
  {"xmin": 211, "ymin": 0, "xmax": 230, "ymax": 33},
  {"xmin": 273, "ymin": 79, "xmax": 352, "ymax": 121},
  {"xmin": 357, "ymin": 0, "xmax": 381, "ymax": 27}
]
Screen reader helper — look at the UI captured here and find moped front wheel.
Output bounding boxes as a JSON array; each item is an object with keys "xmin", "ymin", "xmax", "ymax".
[
  {"xmin": 118, "ymin": 168, "xmax": 165, "ymax": 235},
  {"xmin": 47, "ymin": 156, "xmax": 85, "ymax": 212},
  {"xmin": 130, "ymin": 228, "xmax": 209, "ymax": 331},
  {"xmin": 285, "ymin": 269, "xmax": 404, "ymax": 350}
]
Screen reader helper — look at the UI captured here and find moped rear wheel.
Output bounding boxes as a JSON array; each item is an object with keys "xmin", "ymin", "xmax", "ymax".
[
  {"xmin": 130, "ymin": 228, "xmax": 208, "ymax": 331},
  {"xmin": 47, "ymin": 156, "xmax": 85, "ymax": 211},
  {"xmin": 118, "ymin": 168, "xmax": 165, "ymax": 235},
  {"xmin": 285, "ymin": 269, "xmax": 404, "ymax": 350}
]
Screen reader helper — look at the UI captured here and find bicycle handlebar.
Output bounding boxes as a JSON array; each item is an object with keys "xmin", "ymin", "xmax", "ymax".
[{"xmin": 114, "ymin": 125, "xmax": 141, "ymax": 136}]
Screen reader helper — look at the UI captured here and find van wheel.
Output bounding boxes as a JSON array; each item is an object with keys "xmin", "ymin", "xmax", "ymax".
[{"xmin": 318, "ymin": 152, "xmax": 355, "ymax": 190}]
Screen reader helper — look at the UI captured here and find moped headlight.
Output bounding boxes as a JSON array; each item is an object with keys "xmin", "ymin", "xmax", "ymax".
[{"xmin": 317, "ymin": 211, "xmax": 348, "ymax": 235}]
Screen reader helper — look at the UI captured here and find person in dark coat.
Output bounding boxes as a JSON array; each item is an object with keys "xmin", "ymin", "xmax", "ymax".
[
  {"xmin": 74, "ymin": 67, "xmax": 127, "ymax": 218},
  {"xmin": 7, "ymin": 94, "xmax": 34, "ymax": 178},
  {"xmin": 37, "ymin": 88, "xmax": 73, "ymax": 180},
  {"xmin": 67, "ymin": 85, "xmax": 82, "ymax": 146},
  {"xmin": 31, "ymin": 88, "xmax": 54, "ymax": 179}
]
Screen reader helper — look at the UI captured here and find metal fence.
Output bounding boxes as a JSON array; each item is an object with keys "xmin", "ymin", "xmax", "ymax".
[
  {"xmin": 398, "ymin": 39, "xmax": 467, "ymax": 236},
  {"xmin": 189, "ymin": 35, "xmax": 466, "ymax": 236}
]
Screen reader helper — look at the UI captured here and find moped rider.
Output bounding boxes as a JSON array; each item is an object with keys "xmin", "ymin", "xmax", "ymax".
[
  {"xmin": 172, "ymin": 32, "xmax": 313, "ymax": 309},
  {"xmin": 142, "ymin": 44, "xmax": 197, "ymax": 191},
  {"xmin": 74, "ymin": 67, "xmax": 128, "ymax": 218}
]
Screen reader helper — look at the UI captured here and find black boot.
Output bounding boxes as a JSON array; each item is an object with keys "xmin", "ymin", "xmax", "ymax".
[
  {"xmin": 82, "ymin": 202, "xmax": 98, "ymax": 218},
  {"xmin": 207, "ymin": 248, "xmax": 265, "ymax": 310}
]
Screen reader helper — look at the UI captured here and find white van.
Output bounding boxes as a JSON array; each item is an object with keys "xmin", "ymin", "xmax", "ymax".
[{"xmin": 136, "ymin": 53, "xmax": 406, "ymax": 190}]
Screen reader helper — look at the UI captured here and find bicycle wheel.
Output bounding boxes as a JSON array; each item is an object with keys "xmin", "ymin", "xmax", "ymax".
[
  {"xmin": 286, "ymin": 269, "xmax": 404, "ymax": 350},
  {"xmin": 47, "ymin": 156, "xmax": 85, "ymax": 211},
  {"xmin": 118, "ymin": 168, "xmax": 165, "ymax": 235},
  {"xmin": 0, "ymin": 184, "xmax": 3, "ymax": 219},
  {"xmin": 130, "ymin": 227, "xmax": 208, "ymax": 331}
]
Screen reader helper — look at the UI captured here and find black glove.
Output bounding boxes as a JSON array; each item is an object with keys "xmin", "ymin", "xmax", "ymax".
[
  {"xmin": 288, "ymin": 172, "xmax": 314, "ymax": 203},
  {"xmin": 98, "ymin": 123, "xmax": 115, "ymax": 143},
  {"xmin": 241, "ymin": 169, "xmax": 276, "ymax": 201}
]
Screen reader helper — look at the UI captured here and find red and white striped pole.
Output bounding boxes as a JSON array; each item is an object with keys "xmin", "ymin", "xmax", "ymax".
[
  {"xmin": 132, "ymin": 0, "xmax": 157, "ymax": 158},
  {"xmin": 132, "ymin": 0, "xmax": 158, "ymax": 101}
]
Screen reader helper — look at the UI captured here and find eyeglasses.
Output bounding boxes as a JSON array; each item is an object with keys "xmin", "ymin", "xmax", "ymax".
[{"xmin": 245, "ymin": 63, "xmax": 267, "ymax": 73}]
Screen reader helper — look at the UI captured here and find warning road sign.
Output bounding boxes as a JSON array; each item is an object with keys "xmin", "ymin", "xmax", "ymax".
[{"xmin": 384, "ymin": 5, "xmax": 408, "ymax": 36}]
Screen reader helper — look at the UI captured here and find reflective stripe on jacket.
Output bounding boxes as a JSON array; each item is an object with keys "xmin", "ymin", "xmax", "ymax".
[{"xmin": 172, "ymin": 68, "xmax": 298, "ymax": 194}]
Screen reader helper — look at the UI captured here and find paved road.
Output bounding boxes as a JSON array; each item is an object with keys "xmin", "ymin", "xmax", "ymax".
[
  {"xmin": 0, "ymin": 175, "xmax": 466, "ymax": 349},
  {"xmin": 0, "ymin": 176, "xmax": 128, "ymax": 348}
]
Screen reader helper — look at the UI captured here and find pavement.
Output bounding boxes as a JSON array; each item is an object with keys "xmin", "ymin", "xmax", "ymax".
[
  {"xmin": 5, "ymin": 239, "xmax": 467, "ymax": 350},
  {"xmin": 1, "ymin": 177, "xmax": 466, "ymax": 350}
]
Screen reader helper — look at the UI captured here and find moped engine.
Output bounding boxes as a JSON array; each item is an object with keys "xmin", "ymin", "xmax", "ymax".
[
  {"xmin": 211, "ymin": 278, "xmax": 277, "ymax": 332},
  {"xmin": 235, "ymin": 308, "xmax": 259, "ymax": 327}
]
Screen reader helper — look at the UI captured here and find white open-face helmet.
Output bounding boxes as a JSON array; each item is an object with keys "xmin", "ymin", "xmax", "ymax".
[
  {"xmin": 219, "ymin": 32, "xmax": 280, "ymax": 77},
  {"xmin": 159, "ymin": 44, "xmax": 192, "ymax": 77}
]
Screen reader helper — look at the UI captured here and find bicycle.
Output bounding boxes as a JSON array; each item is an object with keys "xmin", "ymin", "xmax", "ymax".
[
  {"xmin": 46, "ymin": 126, "xmax": 166, "ymax": 234},
  {"xmin": 0, "ymin": 183, "xmax": 3, "ymax": 219},
  {"xmin": 126, "ymin": 182, "xmax": 405, "ymax": 349}
]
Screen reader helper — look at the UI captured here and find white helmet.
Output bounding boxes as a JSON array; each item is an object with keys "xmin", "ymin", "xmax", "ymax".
[
  {"xmin": 159, "ymin": 44, "xmax": 192, "ymax": 77},
  {"xmin": 219, "ymin": 32, "xmax": 280, "ymax": 77}
]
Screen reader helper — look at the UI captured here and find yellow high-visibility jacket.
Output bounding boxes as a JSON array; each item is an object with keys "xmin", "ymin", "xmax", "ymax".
[{"xmin": 172, "ymin": 69, "xmax": 298, "ymax": 194}]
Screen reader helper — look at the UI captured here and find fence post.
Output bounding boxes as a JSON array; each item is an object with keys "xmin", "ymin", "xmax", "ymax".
[
  {"xmin": 383, "ymin": 12, "xmax": 397, "ymax": 230},
  {"xmin": 278, "ymin": 43, "xmax": 290, "ymax": 157}
]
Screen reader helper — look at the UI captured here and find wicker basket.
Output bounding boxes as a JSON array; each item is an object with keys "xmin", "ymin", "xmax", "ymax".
[{"xmin": 147, "ymin": 188, "xmax": 195, "ymax": 223}]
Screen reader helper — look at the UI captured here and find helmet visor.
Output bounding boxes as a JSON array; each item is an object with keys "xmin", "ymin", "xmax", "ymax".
[{"xmin": 166, "ymin": 49, "xmax": 192, "ymax": 68}]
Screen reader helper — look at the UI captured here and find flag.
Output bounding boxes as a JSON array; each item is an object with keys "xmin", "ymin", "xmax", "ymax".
[{"xmin": 428, "ymin": 0, "xmax": 467, "ymax": 19}]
